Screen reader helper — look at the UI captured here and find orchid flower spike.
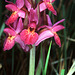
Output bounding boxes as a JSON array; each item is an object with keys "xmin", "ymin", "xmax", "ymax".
[
  {"xmin": 20, "ymin": 8, "xmax": 39, "ymax": 45},
  {"xmin": 5, "ymin": 0, "xmax": 25, "ymax": 25}
]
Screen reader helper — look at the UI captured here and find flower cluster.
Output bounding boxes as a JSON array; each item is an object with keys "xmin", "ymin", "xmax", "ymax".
[{"xmin": 3, "ymin": 0, "xmax": 65, "ymax": 52}]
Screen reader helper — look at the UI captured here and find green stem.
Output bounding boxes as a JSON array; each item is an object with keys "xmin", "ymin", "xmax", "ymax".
[{"xmin": 29, "ymin": 45, "xmax": 35, "ymax": 75}]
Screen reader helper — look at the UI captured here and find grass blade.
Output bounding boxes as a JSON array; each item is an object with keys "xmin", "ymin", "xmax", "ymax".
[
  {"xmin": 67, "ymin": 60, "xmax": 75, "ymax": 75},
  {"xmin": 36, "ymin": 58, "xmax": 42, "ymax": 75},
  {"xmin": 0, "ymin": 23, "xmax": 5, "ymax": 38},
  {"xmin": 43, "ymin": 41, "xmax": 52, "ymax": 75},
  {"xmin": 61, "ymin": 69, "xmax": 65, "ymax": 75},
  {"xmin": 36, "ymin": 44, "xmax": 44, "ymax": 75}
]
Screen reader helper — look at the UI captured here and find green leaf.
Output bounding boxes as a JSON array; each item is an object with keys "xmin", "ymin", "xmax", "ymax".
[
  {"xmin": 0, "ymin": 23, "xmax": 5, "ymax": 38},
  {"xmin": 36, "ymin": 58, "xmax": 42, "ymax": 75},
  {"xmin": 36, "ymin": 44, "xmax": 44, "ymax": 75},
  {"xmin": 43, "ymin": 41, "xmax": 52, "ymax": 75},
  {"xmin": 61, "ymin": 69, "xmax": 65, "ymax": 75}
]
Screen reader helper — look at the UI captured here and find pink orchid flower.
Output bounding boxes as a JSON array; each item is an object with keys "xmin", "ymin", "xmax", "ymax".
[
  {"xmin": 5, "ymin": 0, "xmax": 25, "ymax": 25},
  {"xmin": 20, "ymin": 8, "xmax": 39, "ymax": 45},
  {"xmin": 35, "ymin": 15, "xmax": 65, "ymax": 47},
  {"xmin": 3, "ymin": 18, "xmax": 26, "ymax": 51},
  {"xmin": 39, "ymin": 0, "xmax": 57, "ymax": 15}
]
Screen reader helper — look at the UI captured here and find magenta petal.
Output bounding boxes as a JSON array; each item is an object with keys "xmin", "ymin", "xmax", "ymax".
[
  {"xmin": 54, "ymin": 34, "xmax": 61, "ymax": 47},
  {"xmin": 25, "ymin": 0, "xmax": 31, "ymax": 11},
  {"xmin": 52, "ymin": 10, "xmax": 57, "ymax": 16},
  {"xmin": 4, "ymin": 28, "xmax": 16, "ymax": 36},
  {"xmin": 18, "ymin": 10, "xmax": 25, "ymax": 18},
  {"xmin": 3, "ymin": 38, "xmax": 15, "ymax": 51},
  {"xmin": 16, "ymin": 0, "xmax": 24, "ymax": 9},
  {"xmin": 13, "ymin": 19, "xmax": 18, "ymax": 29},
  {"xmin": 53, "ymin": 19, "xmax": 65, "ymax": 26},
  {"xmin": 35, "ymin": 30, "xmax": 54, "ymax": 46},
  {"xmin": 45, "ymin": 0, "xmax": 50, "ymax": 2},
  {"xmin": 43, "ymin": 0, "xmax": 55, "ymax": 2},
  {"xmin": 52, "ymin": 25, "xmax": 65, "ymax": 32},
  {"xmin": 37, "ymin": 25, "xmax": 51, "ymax": 31},
  {"xmin": 46, "ymin": 3, "xmax": 57, "ymax": 15},
  {"xmin": 23, "ymin": 45, "xmax": 30, "ymax": 52},
  {"xmin": 39, "ymin": 2, "xmax": 47, "ymax": 12},
  {"xmin": 5, "ymin": 4, "xmax": 18, "ymax": 11},
  {"xmin": 14, "ymin": 35, "xmax": 26, "ymax": 50},
  {"xmin": 46, "ymin": 15, "xmax": 52, "ymax": 26},
  {"xmin": 29, "ymin": 8, "xmax": 38, "ymax": 25},
  {"xmin": 28, "ymin": 22, "xmax": 36, "ymax": 29},
  {"xmin": 50, "ymin": 0, "xmax": 55, "ymax": 3},
  {"xmin": 15, "ymin": 18, "xmax": 23, "ymax": 34},
  {"xmin": 5, "ymin": 12, "xmax": 18, "ymax": 25}
]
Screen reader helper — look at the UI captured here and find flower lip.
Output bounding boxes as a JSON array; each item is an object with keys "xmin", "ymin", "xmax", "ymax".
[
  {"xmin": 8, "ymin": 35, "xmax": 15, "ymax": 40},
  {"xmin": 20, "ymin": 29, "xmax": 38, "ymax": 45},
  {"xmin": 3, "ymin": 36, "xmax": 15, "ymax": 51}
]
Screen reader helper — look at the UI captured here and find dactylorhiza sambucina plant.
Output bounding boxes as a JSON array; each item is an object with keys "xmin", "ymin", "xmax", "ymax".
[
  {"xmin": 3, "ymin": 0, "xmax": 65, "ymax": 75},
  {"xmin": 4, "ymin": 0, "xmax": 65, "ymax": 52}
]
